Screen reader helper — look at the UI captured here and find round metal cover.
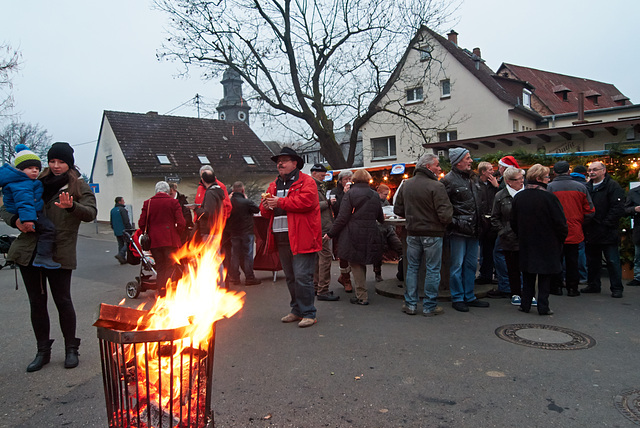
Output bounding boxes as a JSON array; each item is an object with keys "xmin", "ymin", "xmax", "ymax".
[
  {"xmin": 495, "ymin": 323, "xmax": 596, "ymax": 350},
  {"xmin": 614, "ymin": 389, "xmax": 640, "ymax": 425}
]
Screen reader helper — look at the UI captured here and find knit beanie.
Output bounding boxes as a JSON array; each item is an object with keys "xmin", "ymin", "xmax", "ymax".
[
  {"xmin": 448, "ymin": 147, "xmax": 469, "ymax": 166},
  {"xmin": 47, "ymin": 142, "xmax": 75, "ymax": 168},
  {"xmin": 553, "ymin": 161, "xmax": 570, "ymax": 174},
  {"xmin": 13, "ymin": 144, "xmax": 42, "ymax": 170}
]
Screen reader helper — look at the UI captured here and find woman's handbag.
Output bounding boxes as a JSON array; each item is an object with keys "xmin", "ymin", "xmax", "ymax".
[{"xmin": 140, "ymin": 201, "xmax": 151, "ymax": 251}]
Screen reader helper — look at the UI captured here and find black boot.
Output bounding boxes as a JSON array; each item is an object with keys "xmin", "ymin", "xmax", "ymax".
[
  {"xmin": 64, "ymin": 338, "xmax": 81, "ymax": 369},
  {"xmin": 27, "ymin": 339, "xmax": 54, "ymax": 372}
]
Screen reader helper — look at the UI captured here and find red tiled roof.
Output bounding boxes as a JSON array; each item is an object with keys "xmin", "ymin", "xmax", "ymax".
[
  {"xmin": 100, "ymin": 111, "xmax": 275, "ymax": 177},
  {"xmin": 497, "ymin": 64, "xmax": 631, "ymax": 115}
]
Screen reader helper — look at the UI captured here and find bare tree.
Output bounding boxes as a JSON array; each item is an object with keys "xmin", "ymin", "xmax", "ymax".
[
  {"xmin": 155, "ymin": 0, "xmax": 458, "ymax": 168},
  {"xmin": 0, "ymin": 44, "xmax": 20, "ymax": 120},
  {"xmin": 0, "ymin": 121, "xmax": 53, "ymax": 164}
]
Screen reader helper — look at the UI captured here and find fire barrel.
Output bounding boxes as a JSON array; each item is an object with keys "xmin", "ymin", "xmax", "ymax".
[{"xmin": 94, "ymin": 304, "xmax": 215, "ymax": 428}]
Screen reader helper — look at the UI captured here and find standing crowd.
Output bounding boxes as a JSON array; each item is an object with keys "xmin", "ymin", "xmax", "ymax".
[{"xmin": 2, "ymin": 141, "xmax": 633, "ymax": 375}]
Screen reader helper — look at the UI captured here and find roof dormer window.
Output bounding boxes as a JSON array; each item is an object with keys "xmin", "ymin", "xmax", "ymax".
[
  {"xmin": 522, "ymin": 89, "xmax": 532, "ymax": 109},
  {"xmin": 585, "ymin": 90, "xmax": 601, "ymax": 106},
  {"xmin": 552, "ymin": 85, "xmax": 571, "ymax": 102},
  {"xmin": 197, "ymin": 155, "xmax": 210, "ymax": 164},
  {"xmin": 156, "ymin": 155, "xmax": 171, "ymax": 165},
  {"xmin": 243, "ymin": 155, "xmax": 256, "ymax": 165}
]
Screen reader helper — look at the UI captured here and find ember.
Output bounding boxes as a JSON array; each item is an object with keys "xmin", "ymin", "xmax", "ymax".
[{"xmin": 95, "ymin": 225, "xmax": 245, "ymax": 428}]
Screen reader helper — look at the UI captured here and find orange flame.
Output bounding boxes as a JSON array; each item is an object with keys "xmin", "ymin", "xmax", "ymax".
[{"xmin": 126, "ymin": 211, "xmax": 244, "ymax": 419}]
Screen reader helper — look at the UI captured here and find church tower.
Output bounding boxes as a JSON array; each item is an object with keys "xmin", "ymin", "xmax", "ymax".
[{"xmin": 216, "ymin": 67, "xmax": 251, "ymax": 125}]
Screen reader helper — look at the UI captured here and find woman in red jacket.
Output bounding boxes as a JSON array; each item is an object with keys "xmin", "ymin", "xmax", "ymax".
[{"xmin": 138, "ymin": 181, "xmax": 186, "ymax": 297}]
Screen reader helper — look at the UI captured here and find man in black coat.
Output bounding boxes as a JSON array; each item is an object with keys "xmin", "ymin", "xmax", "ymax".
[
  {"xmin": 226, "ymin": 181, "xmax": 261, "ymax": 286},
  {"xmin": 581, "ymin": 161, "xmax": 625, "ymax": 298}
]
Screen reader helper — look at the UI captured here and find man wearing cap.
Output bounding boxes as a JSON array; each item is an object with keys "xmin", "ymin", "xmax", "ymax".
[
  {"xmin": 547, "ymin": 161, "xmax": 594, "ymax": 296},
  {"xmin": 310, "ymin": 163, "xmax": 339, "ymax": 301},
  {"xmin": 260, "ymin": 148, "xmax": 322, "ymax": 327},
  {"xmin": 582, "ymin": 161, "xmax": 625, "ymax": 298},
  {"xmin": 442, "ymin": 148, "xmax": 490, "ymax": 312}
]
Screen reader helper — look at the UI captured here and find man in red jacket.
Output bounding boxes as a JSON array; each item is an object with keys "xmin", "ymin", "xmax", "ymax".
[
  {"xmin": 547, "ymin": 161, "xmax": 595, "ymax": 296},
  {"xmin": 260, "ymin": 147, "xmax": 322, "ymax": 328}
]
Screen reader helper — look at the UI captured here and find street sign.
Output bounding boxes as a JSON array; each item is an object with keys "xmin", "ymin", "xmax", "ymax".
[{"xmin": 89, "ymin": 183, "xmax": 100, "ymax": 193}]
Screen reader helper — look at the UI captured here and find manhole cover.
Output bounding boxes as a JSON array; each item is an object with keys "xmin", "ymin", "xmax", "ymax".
[
  {"xmin": 495, "ymin": 324, "xmax": 596, "ymax": 350},
  {"xmin": 614, "ymin": 389, "xmax": 640, "ymax": 425}
]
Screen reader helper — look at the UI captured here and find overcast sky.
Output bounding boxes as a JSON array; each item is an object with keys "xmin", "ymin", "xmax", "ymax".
[{"xmin": 3, "ymin": 0, "xmax": 639, "ymax": 175}]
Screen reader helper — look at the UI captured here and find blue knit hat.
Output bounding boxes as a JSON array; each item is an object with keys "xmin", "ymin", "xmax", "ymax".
[{"xmin": 448, "ymin": 147, "xmax": 469, "ymax": 166}]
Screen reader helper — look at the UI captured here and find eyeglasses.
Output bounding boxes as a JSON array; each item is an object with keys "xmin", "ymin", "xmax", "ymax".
[
  {"xmin": 507, "ymin": 177, "xmax": 524, "ymax": 182},
  {"xmin": 587, "ymin": 168, "xmax": 604, "ymax": 172}
]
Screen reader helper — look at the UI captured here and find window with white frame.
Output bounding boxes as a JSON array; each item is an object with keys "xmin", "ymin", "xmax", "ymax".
[
  {"xmin": 372, "ymin": 136, "xmax": 396, "ymax": 160},
  {"xmin": 197, "ymin": 155, "xmax": 210, "ymax": 164},
  {"xmin": 522, "ymin": 89, "xmax": 532, "ymax": 109},
  {"xmin": 441, "ymin": 79, "xmax": 451, "ymax": 98},
  {"xmin": 513, "ymin": 120, "xmax": 519, "ymax": 132},
  {"xmin": 438, "ymin": 131, "xmax": 457, "ymax": 142},
  {"xmin": 406, "ymin": 86, "xmax": 423, "ymax": 103},
  {"xmin": 156, "ymin": 154, "xmax": 171, "ymax": 165},
  {"xmin": 106, "ymin": 155, "xmax": 113, "ymax": 175}
]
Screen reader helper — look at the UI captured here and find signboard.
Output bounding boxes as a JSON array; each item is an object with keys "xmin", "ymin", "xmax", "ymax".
[
  {"xmin": 390, "ymin": 163, "xmax": 406, "ymax": 175},
  {"xmin": 89, "ymin": 183, "xmax": 99, "ymax": 193}
]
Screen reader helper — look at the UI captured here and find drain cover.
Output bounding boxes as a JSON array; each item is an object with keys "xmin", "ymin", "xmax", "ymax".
[
  {"xmin": 495, "ymin": 324, "xmax": 596, "ymax": 350},
  {"xmin": 615, "ymin": 389, "xmax": 640, "ymax": 425}
]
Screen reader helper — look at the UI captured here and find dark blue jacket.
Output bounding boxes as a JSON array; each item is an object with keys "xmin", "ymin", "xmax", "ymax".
[
  {"xmin": 110, "ymin": 203, "xmax": 131, "ymax": 236},
  {"xmin": 0, "ymin": 163, "xmax": 43, "ymax": 222}
]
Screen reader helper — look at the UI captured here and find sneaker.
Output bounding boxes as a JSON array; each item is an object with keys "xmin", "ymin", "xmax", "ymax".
[
  {"xmin": 281, "ymin": 313, "xmax": 302, "ymax": 323},
  {"xmin": 317, "ymin": 293, "xmax": 340, "ymax": 301},
  {"xmin": 532, "ymin": 297, "xmax": 538, "ymax": 307},
  {"xmin": 349, "ymin": 297, "xmax": 369, "ymax": 305},
  {"xmin": 627, "ymin": 279, "xmax": 640, "ymax": 286},
  {"xmin": 423, "ymin": 306, "xmax": 444, "ymax": 317},
  {"xmin": 401, "ymin": 304, "xmax": 417, "ymax": 315},
  {"xmin": 298, "ymin": 318, "xmax": 317, "ymax": 328},
  {"xmin": 511, "ymin": 295, "xmax": 521, "ymax": 306}
]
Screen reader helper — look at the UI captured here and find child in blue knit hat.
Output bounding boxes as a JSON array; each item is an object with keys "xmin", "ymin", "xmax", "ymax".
[{"xmin": 0, "ymin": 144, "xmax": 60, "ymax": 268}]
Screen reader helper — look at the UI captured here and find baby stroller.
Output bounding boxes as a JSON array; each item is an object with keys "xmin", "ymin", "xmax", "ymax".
[{"xmin": 123, "ymin": 229, "xmax": 158, "ymax": 299}]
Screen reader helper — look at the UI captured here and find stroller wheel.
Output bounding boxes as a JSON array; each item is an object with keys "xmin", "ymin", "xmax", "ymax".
[{"xmin": 126, "ymin": 281, "xmax": 141, "ymax": 299}]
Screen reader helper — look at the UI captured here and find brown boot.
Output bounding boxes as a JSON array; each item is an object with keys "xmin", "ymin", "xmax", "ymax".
[{"xmin": 338, "ymin": 273, "xmax": 353, "ymax": 293}]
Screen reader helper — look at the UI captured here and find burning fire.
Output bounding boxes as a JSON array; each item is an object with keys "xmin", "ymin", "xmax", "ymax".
[{"xmin": 121, "ymin": 217, "xmax": 245, "ymax": 426}]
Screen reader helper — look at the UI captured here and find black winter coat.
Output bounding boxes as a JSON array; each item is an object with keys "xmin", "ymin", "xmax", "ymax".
[
  {"xmin": 584, "ymin": 174, "xmax": 624, "ymax": 245},
  {"xmin": 510, "ymin": 184, "xmax": 568, "ymax": 274},
  {"xmin": 476, "ymin": 179, "xmax": 499, "ymax": 239},
  {"xmin": 441, "ymin": 167, "xmax": 480, "ymax": 237},
  {"xmin": 226, "ymin": 193, "xmax": 260, "ymax": 236},
  {"xmin": 327, "ymin": 183, "xmax": 384, "ymax": 265},
  {"xmin": 490, "ymin": 188, "xmax": 518, "ymax": 251},
  {"xmin": 625, "ymin": 186, "xmax": 640, "ymax": 245}
]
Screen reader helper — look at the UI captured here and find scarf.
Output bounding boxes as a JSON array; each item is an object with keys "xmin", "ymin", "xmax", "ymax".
[{"xmin": 40, "ymin": 172, "xmax": 70, "ymax": 203}]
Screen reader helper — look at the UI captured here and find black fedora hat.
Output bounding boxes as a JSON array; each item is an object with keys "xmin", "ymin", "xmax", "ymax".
[{"xmin": 271, "ymin": 147, "xmax": 304, "ymax": 169}]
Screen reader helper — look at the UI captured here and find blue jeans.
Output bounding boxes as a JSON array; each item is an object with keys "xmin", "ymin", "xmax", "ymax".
[
  {"xmin": 578, "ymin": 241, "xmax": 587, "ymax": 282},
  {"xmin": 449, "ymin": 235, "xmax": 479, "ymax": 303},
  {"xmin": 493, "ymin": 236, "xmax": 509, "ymax": 293},
  {"xmin": 633, "ymin": 243, "xmax": 640, "ymax": 281},
  {"xmin": 116, "ymin": 235, "xmax": 127, "ymax": 259},
  {"xmin": 404, "ymin": 236, "xmax": 443, "ymax": 311},
  {"xmin": 277, "ymin": 244, "xmax": 317, "ymax": 319},
  {"xmin": 229, "ymin": 234, "xmax": 256, "ymax": 281}
]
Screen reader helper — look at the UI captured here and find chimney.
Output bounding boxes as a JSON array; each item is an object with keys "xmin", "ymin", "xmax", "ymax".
[
  {"xmin": 344, "ymin": 123, "xmax": 352, "ymax": 134},
  {"xmin": 146, "ymin": 111, "xmax": 158, "ymax": 115},
  {"xmin": 572, "ymin": 92, "xmax": 588, "ymax": 125},
  {"xmin": 447, "ymin": 30, "xmax": 458, "ymax": 45},
  {"xmin": 472, "ymin": 47, "xmax": 481, "ymax": 58}
]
